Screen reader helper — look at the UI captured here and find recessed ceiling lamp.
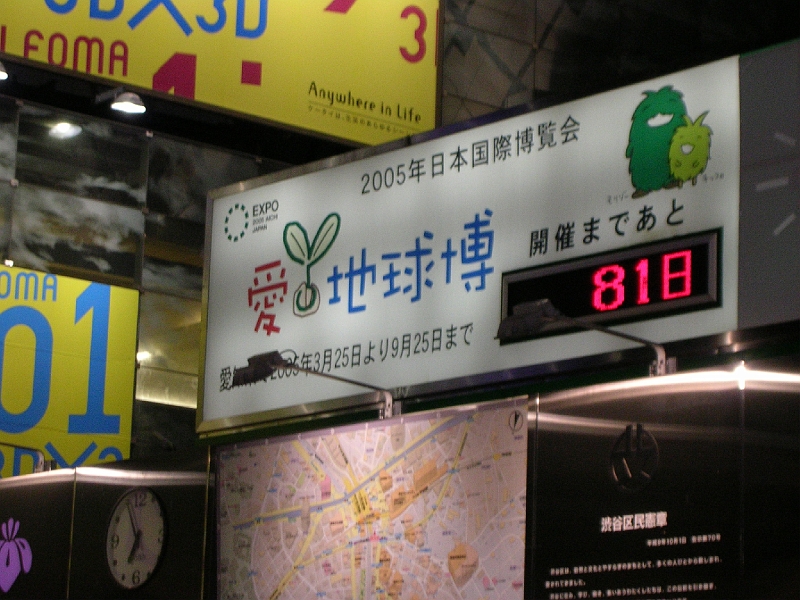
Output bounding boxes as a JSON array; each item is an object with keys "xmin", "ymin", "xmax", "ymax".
[
  {"xmin": 111, "ymin": 91, "xmax": 146, "ymax": 114},
  {"xmin": 95, "ymin": 86, "xmax": 147, "ymax": 114},
  {"xmin": 0, "ymin": 60, "xmax": 8, "ymax": 81}
]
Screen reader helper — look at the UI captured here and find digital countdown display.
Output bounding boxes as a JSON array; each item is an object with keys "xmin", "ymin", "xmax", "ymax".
[{"xmin": 501, "ymin": 230, "xmax": 720, "ymax": 337}]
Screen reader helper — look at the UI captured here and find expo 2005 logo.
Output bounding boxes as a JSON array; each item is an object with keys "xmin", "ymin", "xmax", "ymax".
[{"xmin": 224, "ymin": 203, "xmax": 249, "ymax": 242}]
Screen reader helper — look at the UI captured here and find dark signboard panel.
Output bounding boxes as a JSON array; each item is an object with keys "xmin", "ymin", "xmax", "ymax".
[
  {"xmin": 0, "ymin": 453, "xmax": 210, "ymax": 600},
  {"xmin": 69, "ymin": 459, "xmax": 209, "ymax": 599},
  {"xmin": 741, "ymin": 384, "xmax": 800, "ymax": 598},
  {"xmin": 530, "ymin": 379, "xmax": 743, "ymax": 599},
  {"xmin": 0, "ymin": 471, "xmax": 74, "ymax": 598}
]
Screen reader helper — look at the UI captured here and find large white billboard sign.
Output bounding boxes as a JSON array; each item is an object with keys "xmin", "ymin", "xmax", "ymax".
[{"xmin": 201, "ymin": 56, "xmax": 740, "ymax": 432}]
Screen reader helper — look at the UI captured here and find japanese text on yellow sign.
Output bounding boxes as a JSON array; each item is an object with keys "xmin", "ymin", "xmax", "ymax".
[
  {"xmin": 0, "ymin": 0, "xmax": 439, "ymax": 145},
  {"xmin": 0, "ymin": 267, "xmax": 139, "ymax": 477}
]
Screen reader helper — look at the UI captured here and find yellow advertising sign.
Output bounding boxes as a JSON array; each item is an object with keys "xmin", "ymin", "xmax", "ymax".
[
  {"xmin": 0, "ymin": 0, "xmax": 439, "ymax": 145},
  {"xmin": 0, "ymin": 267, "xmax": 139, "ymax": 478}
]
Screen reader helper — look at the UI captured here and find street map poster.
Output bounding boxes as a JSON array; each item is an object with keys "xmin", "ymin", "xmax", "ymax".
[
  {"xmin": 201, "ymin": 56, "xmax": 740, "ymax": 433},
  {"xmin": 0, "ymin": 0, "xmax": 439, "ymax": 145},
  {"xmin": 217, "ymin": 397, "xmax": 528, "ymax": 600}
]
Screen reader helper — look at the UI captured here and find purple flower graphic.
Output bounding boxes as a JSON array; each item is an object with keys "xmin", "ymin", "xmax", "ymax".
[{"xmin": 0, "ymin": 518, "xmax": 32, "ymax": 593}]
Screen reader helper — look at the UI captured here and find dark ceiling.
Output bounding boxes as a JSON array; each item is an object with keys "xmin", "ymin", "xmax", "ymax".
[{"xmin": 540, "ymin": 0, "xmax": 800, "ymax": 104}]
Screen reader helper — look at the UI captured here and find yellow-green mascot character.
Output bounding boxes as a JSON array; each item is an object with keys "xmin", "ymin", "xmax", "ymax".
[{"xmin": 669, "ymin": 112, "xmax": 712, "ymax": 187}]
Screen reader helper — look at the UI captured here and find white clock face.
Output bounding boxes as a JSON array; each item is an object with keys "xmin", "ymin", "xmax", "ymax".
[{"xmin": 106, "ymin": 487, "xmax": 166, "ymax": 589}]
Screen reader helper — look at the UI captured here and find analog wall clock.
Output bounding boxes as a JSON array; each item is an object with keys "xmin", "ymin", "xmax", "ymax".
[{"xmin": 105, "ymin": 487, "xmax": 166, "ymax": 589}]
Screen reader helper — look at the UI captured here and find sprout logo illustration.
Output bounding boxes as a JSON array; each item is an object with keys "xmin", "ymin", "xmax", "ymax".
[
  {"xmin": 283, "ymin": 213, "xmax": 341, "ymax": 316},
  {"xmin": 0, "ymin": 518, "xmax": 32, "ymax": 593}
]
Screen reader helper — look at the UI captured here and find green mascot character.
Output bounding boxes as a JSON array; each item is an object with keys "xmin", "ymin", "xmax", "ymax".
[
  {"xmin": 626, "ymin": 86, "xmax": 688, "ymax": 198},
  {"xmin": 669, "ymin": 112, "xmax": 712, "ymax": 188}
]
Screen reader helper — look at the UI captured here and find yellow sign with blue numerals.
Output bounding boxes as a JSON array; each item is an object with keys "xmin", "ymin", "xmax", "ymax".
[
  {"xmin": 0, "ymin": 267, "xmax": 138, "ymax": 477},
  {"xmin": 0, "ymin": 0, "xmax": 439, "ymax": 145}
]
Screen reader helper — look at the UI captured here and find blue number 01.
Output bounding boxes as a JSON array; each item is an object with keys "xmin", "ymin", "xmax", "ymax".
[
  {"xmin": 0, "ymin": 307, "xmax": 52, "ymax": 433},
  {"xmin": 69, "ymin": 283, "xmax": 119, "ymax": 434},
  {"xmin": 0, "ymin": 282, "xmax": 119, "ymax": 435}
]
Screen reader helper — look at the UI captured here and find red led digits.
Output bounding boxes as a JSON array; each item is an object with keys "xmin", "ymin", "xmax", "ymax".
[
  {"xmin": 591, "ymin": 250, "xmax": 693, "ymax": 313},
  {"xmin": 662, "ymin": 250, "xmax": 692, "ymax": 299},
  {"xmin": 635, "ymin": 258, "xmax": 650, "ymax": 305},
  {"xmin": 592, "ymin": 264, "xmax": 625, "ymax": 311}
]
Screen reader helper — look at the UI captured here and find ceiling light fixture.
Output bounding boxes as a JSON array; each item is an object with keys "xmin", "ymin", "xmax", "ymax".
[
  {"xmin": 111, "ymin": 91, "xmax": 146, "ymax": 114},
  {"xmin": 95, "ymin": 86, "xmax": 147, "ymax": 114}
]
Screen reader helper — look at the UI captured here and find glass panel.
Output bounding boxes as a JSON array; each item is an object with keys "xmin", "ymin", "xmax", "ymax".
[
  {"xmin": 137, "ymin": 291, "xmax": 202, "ymax": 375},
  {"xmin": 9, "ymin": 183, "xmax": 144, "ymax": 282},
  {"xmin": 142, "ymin": 257, "xmax": 203, "ymax": 299},
  {"xmin": 130, "ymin": 400, "xmax": 200, "ymax": 456},
  {"xmin": 145, "ymin": 211, "xmax": 204, "ymax": 252},
  {"xmin": 15, "ymin": 104, "xmax": 147, "ymax": 207},
  {"xmin": 147, "ymin": 134, "xmax": 276, "ymax": 223},
  {"xmin": 0, "ymin": 97, "xmax": 18, "ymax": 180},
  {"xmin": 742, "ymin": 384, "xmax": 800, "ymax": 598},
  {"xmin": 135, "ymin": 368, "xmax": 199, "ymax": 409},
  {"xmin": 0, "ymin": 182, "xmax": 12, "ymax": 257},
  {"xmin": 142, "ymin": 212, "xmax": 203, "ymax": 298}
]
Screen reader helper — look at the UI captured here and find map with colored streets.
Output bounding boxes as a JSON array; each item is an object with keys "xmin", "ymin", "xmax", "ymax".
[{"xmin": 217, "ymin": 398, "xmax": 527, "ymax": 600}]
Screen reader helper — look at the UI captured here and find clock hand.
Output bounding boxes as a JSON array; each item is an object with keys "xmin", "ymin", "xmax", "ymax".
[
  {"xmin": 126, "ymin": 500, "xmax": 140, "ymax": 534},
  {"xmin": 126, "ymin": 499, "xmax": 144, "ymax": 563},
  {"xmin": 128, "ymin": 529, "xmax": 142, "ymax": 564}
]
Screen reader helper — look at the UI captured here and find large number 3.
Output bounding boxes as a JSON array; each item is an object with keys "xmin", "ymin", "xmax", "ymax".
[{"xmin": 400, "ymin": 6, "xmax": 427, "ymax": 63}]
